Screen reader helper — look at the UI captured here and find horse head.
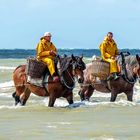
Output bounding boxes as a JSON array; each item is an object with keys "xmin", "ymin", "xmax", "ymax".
[
  {"xmin": 124, "ymin": 54, "xmax": 140, "ymax": 84},
  {"xmin": 71, "ymin": 54, "xmax": 86, "ymax": 83},
  {"xmin": 135, "ymin": 54, "xmax": 140, "ymax": 82},
  {"xmin": 59, "ymin": 54, "xmax": 86, "ymax": 90}
]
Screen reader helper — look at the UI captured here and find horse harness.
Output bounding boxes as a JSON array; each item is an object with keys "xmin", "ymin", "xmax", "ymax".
[{"xmin": 119, "ymin": 52, "xmax": 139, "ymax": 84}]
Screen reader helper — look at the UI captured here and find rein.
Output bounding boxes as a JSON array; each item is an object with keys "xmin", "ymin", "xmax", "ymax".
[
  {"xmin": 137, "ymin": 73, "xmax": 140, "ymax": 83},
  {"xmin": 61, "ymin": 63, "xmax": 76, "ymax": 90},
  {"xmin": 124, "ymin": 65, "xmax": 137, "ymax": 84}
]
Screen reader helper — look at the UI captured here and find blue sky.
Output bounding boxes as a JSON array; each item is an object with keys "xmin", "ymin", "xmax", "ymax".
[{"xmin": 0, "ymin": 0, "xmax": 140, "ymax": 49}]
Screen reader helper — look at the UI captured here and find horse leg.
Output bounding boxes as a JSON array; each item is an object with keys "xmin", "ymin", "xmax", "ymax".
[
  {"xmin": 110, "ymin": 91, "xmax": 117, "ymax": 102},
  {"xmin": 125, "ymin": 91, "xmax": 133, "ymax": 101},
  {"xmin": 78, "ymin": 90, "xmax": 85, "ymax": 101},
  {"xmin": 66, "ymin": 92, "xmax": 73, "ymax": 105},
  {"xmin": 20, "ymin": 88, "xmax": 31, "ymax": 106},
  {"xmin": 78, "ymin": 86, "xmax": 88, "ymax": 101},
  {"xmin": 13, "ymin": 86, "xmax": 25, "ymax": 105},
  {"xmin": 48, "ymin": 95, "xmax": 56, "ymax": 107},
  {"xmin": 12, "ymin": 91, "xmax": 21, "ymax": 105},
  {"xmin": 84, "ymin": 85, "xmax": 94, "ymax": 101}
]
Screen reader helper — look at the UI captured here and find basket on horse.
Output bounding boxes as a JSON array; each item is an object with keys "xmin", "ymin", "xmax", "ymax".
[
  {"xmin": 91, "ymin": 60, "xmax": 110, "ymax": 80},
  {"xmin": 26, "ymin": 58, "xmax": 47, "ymax": 78}
]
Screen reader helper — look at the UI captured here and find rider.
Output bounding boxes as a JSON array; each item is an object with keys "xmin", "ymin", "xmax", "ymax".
[
  {"xmin": 99, "ymin": 32, "xmax": 119, "ymax": 80},
  {"xmin": 36, "ymin": 32, "xmax": 59, "ymax": 82}
]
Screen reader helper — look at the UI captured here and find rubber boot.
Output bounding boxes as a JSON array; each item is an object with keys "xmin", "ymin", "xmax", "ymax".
[{"xmin": 112, "ymin": 73, "xmax": 119, "ymax": 80}]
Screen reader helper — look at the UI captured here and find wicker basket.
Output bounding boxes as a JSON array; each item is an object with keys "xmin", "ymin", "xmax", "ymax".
[
  {"xmin": 92, "ymin": 60, "xmax": 110, "ymax": 79},
  {"xmin": 26, "ymin": 58, "xmax": 47, "ymax": 78}
]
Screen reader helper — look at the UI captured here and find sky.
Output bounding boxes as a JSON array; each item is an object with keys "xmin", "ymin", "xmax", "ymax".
[{"xmin": 0, "ymin": 0, "xmax": 140, "ymax": 49}]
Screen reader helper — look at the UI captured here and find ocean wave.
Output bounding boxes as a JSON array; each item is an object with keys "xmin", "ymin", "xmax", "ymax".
[
  {"xmin": 70, "ymin": 100, "xmax": 137, "ymax": 108},
  {"xmin": 43, "ymin": 98, "xmax": 69, "ymax": 107},
  {"xmin": 0, "ymin": 93, "xmax": 12, "ymax": 98},
  {"xmin": 0, "ymin": 98, "xmax": 139, "ymax": 110},
  {"xmin": 0, "ymin": 66, "xmax": 16, "ymax": 70},
  {"xmin": 0, "ymin": 105, "xmax": 23, "ymax": 109},
  {"xmin": 42, "ymin": 97, "xmax": 138, "ymax": 108},
  {"xmin": 0, "ymin": 81, "xmax": 14, "ymax": 88},
  {"xmin": 0, "ymin": 80, "xmax": 140, "ymax": 108},
  {"xmin": 90, "ymin": 137, "xmax": 118, "ymax": 140}
]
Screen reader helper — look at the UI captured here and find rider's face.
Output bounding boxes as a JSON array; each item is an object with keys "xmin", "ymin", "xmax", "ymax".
[
  {"xmin": 107, "ymin": 34, "xmax": 113, "ymax": 41},
  {"xmin": 44, "ymin": 36, "xmax": 51, "ymax": 42}
]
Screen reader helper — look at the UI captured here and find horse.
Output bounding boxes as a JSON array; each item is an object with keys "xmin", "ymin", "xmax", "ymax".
[
  {"xmin": 78, "ymin": 54, "xmax": 140, "ymax": 102},
  {"xmin": 12, "ymin": 55, "xmax": 86, "ymax": 107}
]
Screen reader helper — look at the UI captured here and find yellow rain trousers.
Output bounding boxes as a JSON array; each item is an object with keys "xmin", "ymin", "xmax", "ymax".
[
  {"xmin": 36, "ymin": 39, "xmax": 57, "ymax": 76},
  {"xmin": 99, "ymin": 37, "xmax": 119, "ymax": 73}
]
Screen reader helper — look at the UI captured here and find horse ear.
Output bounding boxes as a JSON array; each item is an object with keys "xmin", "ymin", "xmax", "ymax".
[
  {"xmin": 136, "ymin": 54, "xmax": 140, "ymax": 61},
  {"xmin": 71, "ymin": 54, "xmax": 76, "ymax": 60},
  {"xmin": 64, "ymin": 54, "xmax": 67, "ymax": 57},
  {"xmin": 80, "ymin": 54, "xmax": 83, "ymax": 59},
  {"xmin": 56, "ymin": 54, "xmax": 60, "ymax": 60},
  {"xmin": 61, "ymin": 54, "xmax": 67, "ymax": 58}
]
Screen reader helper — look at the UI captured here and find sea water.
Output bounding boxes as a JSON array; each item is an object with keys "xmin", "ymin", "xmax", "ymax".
[{"xmin": 0, "ymin": 50, "xmax": 140, "ymax": 140}]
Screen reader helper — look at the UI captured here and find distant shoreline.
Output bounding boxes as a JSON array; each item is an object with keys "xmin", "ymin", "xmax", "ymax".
[
  {"xmin": 0, "ymin": 48, "xmax": 140, "ymax": 50},
  {"xmin": 0, "ymin": 49, "xmax": 140, "ymax": 59}
]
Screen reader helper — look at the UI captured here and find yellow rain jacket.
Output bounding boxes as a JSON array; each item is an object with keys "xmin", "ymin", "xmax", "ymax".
[
  {"xmin": 99, "ymin": 37, "xmax": 119, "ymax": 73},
  {"xmin": 36, "ymin": 39, "xmax": 57, "ymax": 76}
]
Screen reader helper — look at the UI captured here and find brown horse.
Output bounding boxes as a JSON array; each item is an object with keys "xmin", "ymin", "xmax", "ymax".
[
  {"xmin": 78, "ymin": 54, "xmax": 140, "ymax": 102},
  {"xmin": 12, "ymin": 55, "xmax": 86, "ymax": 107}
]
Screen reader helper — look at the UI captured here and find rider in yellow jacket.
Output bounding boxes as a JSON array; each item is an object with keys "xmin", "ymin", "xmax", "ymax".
[
  {"xmin": 36, "ymin": 32, "xmax": 59, "ymax": 82},
  {"xmin": 99, "ymin": 32, "xmax": 119, "ymax": 80}
]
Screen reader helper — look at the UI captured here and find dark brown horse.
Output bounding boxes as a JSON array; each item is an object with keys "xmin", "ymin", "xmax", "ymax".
[
  {"xmin": 78, "ymin": 54, "xmax": 140, "ymax": 102},
  {"xmin": 12, "ymin": 55, "xmax": 86, "ymax": 107}
]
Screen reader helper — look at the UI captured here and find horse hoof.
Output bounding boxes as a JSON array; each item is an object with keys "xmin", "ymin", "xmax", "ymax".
[
  {"xmin": 85, "ymin": 97, "xmax": 89, "ymax": 101},
  {"xmin": 12, "ymin": 92, "xmax": 16, "ymax": 98},
  {"xmin": 20, "ymin": 101, "xmax": 26, "ymax": 106}
]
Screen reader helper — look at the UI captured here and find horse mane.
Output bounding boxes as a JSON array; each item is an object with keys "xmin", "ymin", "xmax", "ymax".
[
  {"xmin": 60, "ymin": 57, "xmax": 72, "ymax": 73},
  {"xmin": 118, "ymin": 55, "xmax": 138, "ymax": 69},
  {"xmin": 118, "ymin": 55, "xmax": 139, "ymax": 83},
  {"xmin": 125, "ymin": 55, "xmax": 139, "ymax": 68}
]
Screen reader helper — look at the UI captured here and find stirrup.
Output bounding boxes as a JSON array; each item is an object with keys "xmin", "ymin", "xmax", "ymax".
[{"xmin": 113, "ymin": 73, "xmax": 119, "ymax": 80}]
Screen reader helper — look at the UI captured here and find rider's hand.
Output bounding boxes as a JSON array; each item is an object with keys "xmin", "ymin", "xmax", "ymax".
[
  {"xmin": 49, "ymin": 50, "xmax": 56, "ymax": 56},
  {"xmin": 111, "ymin": 56, "xmax": 115, "ymax": 60}
]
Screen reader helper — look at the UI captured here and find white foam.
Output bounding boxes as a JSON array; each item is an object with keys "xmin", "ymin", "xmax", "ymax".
[
  {"xmin": 0, "ymin": 80, "xmax": 140, "ymax": 108},
  {"xmin": 46, "ymin": 125, "xmax": 57, "ymax": 128},
  {"xmin": 57, "ymin": 122, "xmax": 71, "ymax": 125},
  {"xmin": 90, "ymin": 137, "xmax": 118, "ymax": 140},
  {"xmin": 0, "ymin": 105, "xmax": 23, "ymax": 109},
  {"xmin": 80, "ymin": 100, "xmax": 135, "ymax": 107},
  {"xmin": 43, "ymin": 98, "xmax": 69, "ymax": 107},
  {"xmin": 0, "ymin": 66, "xmax": 16, "ymax": 70},
  {"xmin": 0, "ymin": 93, "xmax": 12, "ymax": 98},
  {"xmin": 0, "ymin": 81, "xmax": 14, "ymax": 89}
]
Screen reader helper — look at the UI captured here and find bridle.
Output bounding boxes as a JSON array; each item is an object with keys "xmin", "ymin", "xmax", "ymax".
[
  {"xmin": 123, "ymin": 64, "xmax": 137, "ymax": 84},
  {"xmin": 119, "ymin": 52, "xmax": 140, "ymax": 84},
  {"xmin": 61, "ymin": 58, "xmax": 85, "ymax": 90}
]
